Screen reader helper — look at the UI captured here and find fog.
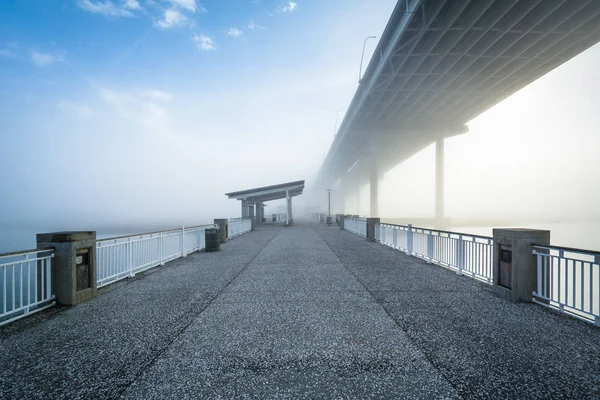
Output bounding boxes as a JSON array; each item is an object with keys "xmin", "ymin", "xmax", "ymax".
[{"xmin": 1, "ymin": 0, "xmax": 600, "ymax": 252}]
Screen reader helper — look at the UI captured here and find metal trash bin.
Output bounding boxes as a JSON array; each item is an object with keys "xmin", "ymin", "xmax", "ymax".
[{"xmin": 205, "ymin": 228, "xmax": 221, "ymax": 252}]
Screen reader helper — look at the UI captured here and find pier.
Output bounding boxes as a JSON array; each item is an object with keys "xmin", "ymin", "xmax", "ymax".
[{"xmin": 1, "ymin": 221, "xmax": 599, "ymax": 398}]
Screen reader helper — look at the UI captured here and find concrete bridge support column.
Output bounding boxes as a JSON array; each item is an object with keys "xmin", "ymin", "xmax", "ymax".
[
  {"xmin": 436, "ymin": 138, "xmax": 444, "ymax": 222},
  {"xmin": 370, "ymin": 170, "xmax": 378, "ymax": 217}
]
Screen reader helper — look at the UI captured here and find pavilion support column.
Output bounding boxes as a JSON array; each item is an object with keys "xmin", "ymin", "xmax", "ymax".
[
  {"xmin": 285, "ymin": 190, "xmax": 291, "ymax": 226},
  {"xmin": 370, "ymin": 170, "xmax": 378, "ymax": 217},
  {"xmin": 436, "ymin": 138, "xmax": 445, "ymax": 223},
  {"xmin": 241, "ymin": 200, "xmax": 249, "ymax": 218}
]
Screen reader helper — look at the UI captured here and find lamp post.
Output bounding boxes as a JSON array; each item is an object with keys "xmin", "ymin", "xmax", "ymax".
[
  {"xmin": 326, "ymin": 189, "xmax": 333, "ymax": 225},
  {"xmin": 358, "ymin": 35, "xmax": 376, "ymax": 83}
]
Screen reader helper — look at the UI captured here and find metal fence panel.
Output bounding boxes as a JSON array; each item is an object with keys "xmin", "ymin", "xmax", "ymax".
[
  {"xmin": 533, "ymin": 245, "xmax": 600, "ymax": 325},
  {"xmin": 0, "ymin": 249, "xmax": 55, "ymax": 326},
  {"xmin": 374, "ymin": 223, "xmax": 493, "ymax": 283},
  {"xmin": 96, "ymin": 225, "xmax": 216, "ymax": 288}
]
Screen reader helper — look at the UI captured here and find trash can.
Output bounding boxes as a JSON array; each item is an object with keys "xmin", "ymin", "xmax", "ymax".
[{"xmin": 205, "ymin": 228, "xmax": 221, "ymax": 252}]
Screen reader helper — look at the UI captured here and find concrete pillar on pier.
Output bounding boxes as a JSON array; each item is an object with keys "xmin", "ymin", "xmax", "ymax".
[
  {"xmin": 370, "ymin": 169, "xmax": 378, "ymax": 217},
  {"xmin": 37, "ymin": 231, "xmax": 97, "ymax": 305},
  {"xmin": 214, "ymin": 219, "xmax": 228, "ymax": 243},
  {"xmin": 366, "ymin": 218, "xmax": 380, "ymax": 242},
  {"xmin": 436, "ymin": 138, "xmax": 444, "ymax": 222},
  {"xmin": 492, "ymin": 229, "xmax": 550, "ymax": 302}
]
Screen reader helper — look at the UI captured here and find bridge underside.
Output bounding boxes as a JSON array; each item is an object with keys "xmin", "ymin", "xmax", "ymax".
[{"xmin": 318, "ymin": 0, "xmax": 600, "ymax": 212}]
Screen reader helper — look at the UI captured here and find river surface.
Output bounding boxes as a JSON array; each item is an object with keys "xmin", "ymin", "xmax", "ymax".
[
  {"xmin": 1, "ymin": 220, "xmax": 599, "ymax": 254},
  {"xmin": 381, "ymin": 219, "xmax": 600, "ymax": 251}
]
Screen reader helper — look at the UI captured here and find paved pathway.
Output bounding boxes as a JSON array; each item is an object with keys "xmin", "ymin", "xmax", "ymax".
[{"xmin": 1, "ymin": 222, "xmax": 599, "ymax": 399}]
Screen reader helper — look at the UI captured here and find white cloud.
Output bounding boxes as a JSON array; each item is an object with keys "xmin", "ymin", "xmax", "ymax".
[
  {"xmin": 123, "ymin": 0, "xmax": 141, "ymax": 10},
  {"xmin": 57, "ymin": 100, "xmax": 93, "ymax": 119},
  {"xmin": 165, "ymin": 0, "xmax": 202, "ymax": 13},
  {"xmin": 30, "ymin": 52, "xmax": 60, "ymax": 67},
  {"xmin": 281, "ymin": 2, "xmax": 297, "ymax": 12},
  {"xmin": 226, "ymin": 28, "xmax": 243, "ymax": 38},
  {"xmin": 76, "ymin": 0, "xmax": 136, "ymax": 17},
  {"xmin": 192, "ymin": 34, "xmax": 215, "ymax": 51},
  {"xmin": 0, "ymin": 48, "xmax": 18, "ymax": 59},
  {"xmin": 142, "ymin": 90, "xmax": 172, "ymax": 101},
  {"xmin": 155, "ymin": 9, "xmax": 190, "ymax": 29},
  {"xmin": 248, "ymin": 21, "xmax": 266, "ymax": 31},
  {"xmin": 96, "ymin": 86, "xmax": 171, "ymax": 133}
]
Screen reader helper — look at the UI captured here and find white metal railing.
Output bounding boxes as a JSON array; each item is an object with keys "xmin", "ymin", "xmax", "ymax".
[
  {"xmin": 96, "ymin": 225, "xmax": 216, "ymax": 288},
  {"xmin": 374, "ymin": 223, "xmax": 493, "ymax": 283},
  {"xmin": 344, "ymin": 218, "xmax": 367, "ymax": 237},
  {"xmin": 228, "ymin": 218, "xmax": 252, "ymax": 238},
  {"xmin": 533, "ymin": 245, "xmax": 600, "ymax": 326},
  {"xmin": 0, "ymin": 249, "xmax": 55, "ymax": 326}
]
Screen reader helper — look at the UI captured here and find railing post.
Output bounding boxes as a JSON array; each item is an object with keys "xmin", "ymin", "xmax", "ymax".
[
  {"xmin": 427, "ymin": 232, "xmax": 433, "ymax": 263},
  {"xmin": 456, "ymin": 234, "xmax": 464, "ymax": 275},
  {"xmin": 159, "ymin": 232, "xmax": 164, "ymax": 265},
  {"xmin": 128, "ymin": 237, "xmax": 133, "ymax": 277},
  {"xmin": 393, "ymin": 227, "xmax": 398, "ymax": 248},
  {"xmin": 181, "ymin": 225, "xmax": 186, "ymax": 257},
  {"xmin": 536, "ymin": 252, "xmax": 542, "ymax": 297},
  {"xmin": 406, "ymin": 224, "xmax": 413, "ymax": 255}
]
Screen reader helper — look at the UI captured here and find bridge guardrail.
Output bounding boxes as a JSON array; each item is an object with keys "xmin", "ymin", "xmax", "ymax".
[
  {"xmin": 344, "ymin": 218, "xmax": 367, "ymax": 237},
  {"xmin": 375, "ymin": 223, "xmax": 493, "ymax": 284},
  {"xmin": 96, "ymin": 224, "xmax": 218, "ymax": 288},
  {"xmin": 532, "ymin": 244, "xmax": 600, "ymax": 326},
  {"xmin": 228, "ymin": 219, "xmax": 252, "ymax": 238},
  {"xmin": 0, "ymin": 249, "xmax": 55, "ymax": 326}
]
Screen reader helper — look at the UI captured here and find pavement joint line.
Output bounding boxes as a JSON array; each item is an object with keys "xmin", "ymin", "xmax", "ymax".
[
  {"xmin": 310, "ymin": 223, "xmax": 461, "ymax": 395},
  {"xmin": 115, "ymin": 228, "xmax": 284, "ymax": 398}
]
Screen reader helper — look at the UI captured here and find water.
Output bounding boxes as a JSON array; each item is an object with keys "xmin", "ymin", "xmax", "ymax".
[{"xmin": 382, "ymin": 219, "xmax": 600, "ymax": 251}]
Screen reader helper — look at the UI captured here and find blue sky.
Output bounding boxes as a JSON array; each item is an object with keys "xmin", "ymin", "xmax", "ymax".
[
  {"xmin": 1, "ymin": 0, "xmax": 600, "ymax": 252},
  {"xmin": 0, "ymin": 0, "xmax": 396, "ymax": 238}
]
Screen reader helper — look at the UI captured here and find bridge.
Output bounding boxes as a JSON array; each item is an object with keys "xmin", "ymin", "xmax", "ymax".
[
  {"xmin": 314, "ymin": 0, "xmax": 600, "ymax": 220},
  {"xmin": 2, "ymin": 220, "xmax": 599, "ymax": 398}
]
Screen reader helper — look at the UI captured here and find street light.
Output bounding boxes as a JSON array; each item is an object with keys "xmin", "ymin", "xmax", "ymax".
[
  {"xmin": 358, "ymin": 35, "xmax": 376, "ymax": 83},
  {"xmin": 326, "ymin": 189, "xmax": 333, "ymax": 225}
]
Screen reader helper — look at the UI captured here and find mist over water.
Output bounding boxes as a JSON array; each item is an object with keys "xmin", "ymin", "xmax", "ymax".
[{"xmin": 1, "ymin": 1, "xmax": 600, "ymax": 256}]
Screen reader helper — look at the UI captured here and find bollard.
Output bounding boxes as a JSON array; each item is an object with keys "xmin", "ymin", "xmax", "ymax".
[
  {"xmin": 366, "ymin": 218, "xmax": 380, "ymax": 242},
  {"xmin": 492, "ymin": 229, "xmax": 550, "ymax": 302},
  {"xmin": 214, "ymin": 219, "xmax": 228, "ymax": 243},
  {"xmin": 36, "ymin": 231, "xmax": 97, "ymax": 306}
]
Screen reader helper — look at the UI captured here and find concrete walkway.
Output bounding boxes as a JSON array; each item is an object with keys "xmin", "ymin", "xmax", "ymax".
[{"xmin": 1, "ymin": 222, "xmax": 599, "ymax": 399}]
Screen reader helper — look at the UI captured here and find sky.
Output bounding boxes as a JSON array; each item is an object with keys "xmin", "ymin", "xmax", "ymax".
[
  {"xmin": 1, "ymin": 0, "xmax": 600, "ymax": 252},
  {"xmin": 0, "ymin": 0, "xmax": 396, "ymax": 242}
]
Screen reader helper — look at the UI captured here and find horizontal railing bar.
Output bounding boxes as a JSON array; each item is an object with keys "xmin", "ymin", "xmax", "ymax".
[
  {"xmin": 533, "ymin": 244, "xmax": 600, "ymax": 257},
  {"xmin": 0, "ymin": 248, "xmax": 54, "ymax": 258},
  {"xmin": 99, "ymin": 224, "xmax": 216, "ymax": 242},
  {"xmin": 0, "ymin": 254, "xmax": 54, "ymax": 267}
]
